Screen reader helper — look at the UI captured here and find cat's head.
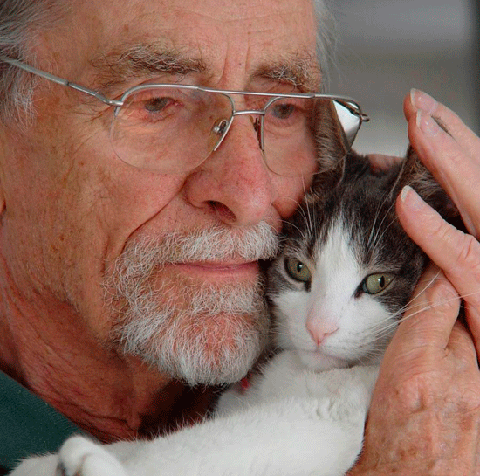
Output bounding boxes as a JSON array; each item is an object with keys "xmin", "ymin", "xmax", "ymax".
[{"xmin": 267, "ymin": 137, "xmax": 459, "ymax": 371}]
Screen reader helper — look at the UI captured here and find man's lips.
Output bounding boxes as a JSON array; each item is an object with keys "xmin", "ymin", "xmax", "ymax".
[{"xmin": 167, "ymin": 260, "xmax": 259, "ymax": 279}]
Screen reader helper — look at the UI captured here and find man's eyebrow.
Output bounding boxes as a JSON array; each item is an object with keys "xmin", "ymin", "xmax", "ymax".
[
  {"xmin": 89, "ymin": 45, "xmax": 322, "ymax": 93},
  {"xmin": 253, "ymin": 55, "xmax": 323, "ymax": 92},
  {"xmin": 89, "ymin": 43, "xmax": 207, "ymax": 91}
]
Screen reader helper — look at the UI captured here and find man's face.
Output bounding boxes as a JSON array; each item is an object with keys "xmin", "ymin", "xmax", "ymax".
[{"xmin": 0, "ymin": 0, "xmax": 320, "ymax": 384}]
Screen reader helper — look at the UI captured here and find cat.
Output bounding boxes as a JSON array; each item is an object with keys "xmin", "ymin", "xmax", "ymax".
[{"xmin": 10, "ymin": 146, "xmax": 458, "ymax": 476}]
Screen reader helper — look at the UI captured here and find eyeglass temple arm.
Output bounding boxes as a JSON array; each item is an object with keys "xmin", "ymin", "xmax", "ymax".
[{"xmin": 0, "ymin": 56, "xmax": 122, "ymax": 107}]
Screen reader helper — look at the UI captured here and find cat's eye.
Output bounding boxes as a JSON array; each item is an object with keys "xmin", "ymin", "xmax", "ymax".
[
  {"xmin": 362, "ymin": 273, "xmax": 395, "ymax": 294},
  {"xmin": 284, "ymin": 258, "xmax": 312, "ymax": 283}
]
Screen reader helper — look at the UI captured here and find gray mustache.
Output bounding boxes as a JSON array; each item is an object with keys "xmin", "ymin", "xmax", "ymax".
[{"xmin": 111, "ymin": 222, "xmax": 279, "ymax": 282}]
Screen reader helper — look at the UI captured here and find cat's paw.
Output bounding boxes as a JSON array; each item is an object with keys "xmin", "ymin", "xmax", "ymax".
[
  {"xmin": 313, "ymin": 366, "xmax": 380, "ymax": 423},
  {"xmin": 57, "ymin": 437, "xmax": 128, "ymax": 476}
]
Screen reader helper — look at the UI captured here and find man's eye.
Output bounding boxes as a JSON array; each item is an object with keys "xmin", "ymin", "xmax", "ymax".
[
  {"xmin": 125, "ymin": 94, "xmax": 181, "ymax": 124},
  {"xmin": 271, "ymin": 103, "xmax": 296, "ymax": 120},
  {"xmin": 144, "ymin": 97, "xmax": 173, "ymax": 113}
]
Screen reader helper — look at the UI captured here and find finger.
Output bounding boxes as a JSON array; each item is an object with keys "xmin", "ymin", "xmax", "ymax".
[
  {"xmin": 397, "ymin": 186, "xmax": 480, "ymax": 352},
  {"xmin": 403, "ymin": 90, "xmax": 480, "ymax": 238},
  {"xmin": 395, "ymin": 264, "xmax": 460, "ymax": 351},
  {"xmin": 404, "ymin": 89, "xmax": 480, "ymax": 152},
  {"xmin": 448, "ymin": 320, "xmax": 478, "ymax": 368},
  {"xmin": 409, "ymin": 112, "xmax": 480, "ymax": 238},
  {"xmin": 377, "ymin": 265, "xmax": 460, "ymax": 389}
]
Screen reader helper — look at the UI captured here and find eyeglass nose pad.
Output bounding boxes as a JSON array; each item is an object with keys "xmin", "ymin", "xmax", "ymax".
[
  {"xmin": 211, "ymin": 115, "xmax": 263, "ymax": 153},
  {"xmin": 212, "ymin": 118, "xmax": 231, "ymax": 152},
  {"xmin": 252, "ymin": 117, "xmax": 263, "ymax": 151}
]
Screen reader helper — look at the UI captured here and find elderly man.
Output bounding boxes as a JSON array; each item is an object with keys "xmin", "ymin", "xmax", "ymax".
[{"xmin": 1, "ymin": 0, "xmax": 480, "ymax": 474}]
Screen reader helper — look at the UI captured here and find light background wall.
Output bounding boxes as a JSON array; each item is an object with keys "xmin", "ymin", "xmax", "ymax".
[{"xmin": 327, "ymin": 0, "xmax": 478, "ymax": 157}]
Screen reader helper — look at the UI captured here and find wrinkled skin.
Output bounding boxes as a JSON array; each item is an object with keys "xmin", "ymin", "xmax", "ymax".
[
  {"xmin": 0, "ymin": 0, "xmax": 319, "ymax": 440},
  {"xmin": 1, "ymin": 0, "xmax": 480, "ymax": 471}
]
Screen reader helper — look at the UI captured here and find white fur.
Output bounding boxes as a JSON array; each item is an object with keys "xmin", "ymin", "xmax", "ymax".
[
  {"xmin": 11, "ymin": 219, "xmax": 392, "ymax": 476},
  {"xmin": 11, "ymin": 355, "xmax": 378, "ymax": 476},
  {"xmin": 274, "ymin": 218, "xmax": 395, "ymax": 371}
]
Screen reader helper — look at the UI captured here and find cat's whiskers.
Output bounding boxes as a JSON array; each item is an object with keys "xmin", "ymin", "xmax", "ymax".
[
  {"xmin": 268, "ymin": 150, "xmax": 473, "ymax": 382},
  {"xmin": 295, "ymin": 210, "xmax": 312, "ymax": 239},
  {"xmin": 355, "ymin": 341, "xmax": 386, "ymax": 365},
  {"xmin": 351, "ymin": 270, "xmax": 443, "ymax": 343},
  {"xmin": 367, "ymin": 200, "xmax": 398, "ymax": 252},
  {"xmin": 282, "ymin": 197, "xmax": 313, "ymax": 240},
  {"xmin": 366, "ymin": 189, "xmax": 397, "ymax": 250},
  {"xmin": 281, "ymin": 219, "xmax": 302, "ymax": 236},
  {"xmin": 303, "ymin": 197, "xmax": 316, "ymax": 237},
  {"xmin": 399, "ymin": 290, "xmax": 480, "ymax": 322},
  {"xmin": 366, "ymin": 191, "xmax": 390, "ymax": 249},
  {"xmin": 298, "ymin": 175, "xmax": 316, "ymax": 237},
  {"xmin": 359, "ymin": 289, "xmax": 480, "ymax": 351},
  {"xmin": 273, "ymin": 285, "xmax": 480, "ymax": 370}
]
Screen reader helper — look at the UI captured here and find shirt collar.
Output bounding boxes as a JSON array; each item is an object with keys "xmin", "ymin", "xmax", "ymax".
[{"xmin": 0, "ymin": 370, "xmax": 84, "ymax": 471}]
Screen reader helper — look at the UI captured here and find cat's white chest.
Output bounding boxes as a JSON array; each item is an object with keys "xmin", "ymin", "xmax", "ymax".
[{"xmin": 217, "ymin": 350, "xmax": 378, "ymax": 418}]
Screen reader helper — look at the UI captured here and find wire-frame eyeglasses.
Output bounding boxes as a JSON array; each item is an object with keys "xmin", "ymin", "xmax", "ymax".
[{"xmin": 0, "ymin": 56, "xmax": 369, "ymax": 176}]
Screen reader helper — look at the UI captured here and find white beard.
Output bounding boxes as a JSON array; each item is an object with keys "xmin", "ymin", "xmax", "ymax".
[{"xmin": 105, "ymin": 222, "xmax": 278, "ymax": 385}]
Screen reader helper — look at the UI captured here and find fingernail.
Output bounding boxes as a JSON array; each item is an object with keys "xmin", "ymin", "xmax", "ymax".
[
  {"xmin": 411, "ymin": 89, "xmax": 437, "ymax": 115},
  {"xmin": 400, "ymin": 185, "xmax": 424, "ymax": 210},
  {"xmin": 416, "ymin": 110, "xmax": 440, "ymax": 137}
]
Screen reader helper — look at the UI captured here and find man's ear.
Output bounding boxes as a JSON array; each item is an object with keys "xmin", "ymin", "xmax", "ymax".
[{"xmin": 394, "ymin": 146, "xmax": 458, "ymax": 220}]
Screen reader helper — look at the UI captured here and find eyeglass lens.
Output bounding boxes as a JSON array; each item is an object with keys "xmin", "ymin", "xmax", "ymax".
[{"xmin": 110, "ymin": 86, "xmax": 361, "ymax": 176}]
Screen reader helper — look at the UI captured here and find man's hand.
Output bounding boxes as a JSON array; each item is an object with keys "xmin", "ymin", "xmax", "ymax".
[
  {"xmin": 350, "ymin": 266, "xmax": 480, "ymax": 474},
  {"xmin": 399, "ymin": 89, "xmax": 480, "ymax": 355}
]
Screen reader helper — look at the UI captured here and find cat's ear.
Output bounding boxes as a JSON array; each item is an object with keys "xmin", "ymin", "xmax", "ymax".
[
  {"xmin": 306, "ymin": 101, "xmax": 348, "ymax": 202},
  {"xmin": 394, "ymin": 146, "xmax": 459, "ymax": 219}
]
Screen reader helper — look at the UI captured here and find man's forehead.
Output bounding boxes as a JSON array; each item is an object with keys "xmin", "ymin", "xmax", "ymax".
[{"xmin": 62, "ymin": 0, "xmax": 321, "ymax": 92}]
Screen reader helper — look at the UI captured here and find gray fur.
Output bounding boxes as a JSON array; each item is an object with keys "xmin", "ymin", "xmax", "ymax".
[{"xmin": 267, "ymin": 147, "xmax": 459, "ymax": 363}]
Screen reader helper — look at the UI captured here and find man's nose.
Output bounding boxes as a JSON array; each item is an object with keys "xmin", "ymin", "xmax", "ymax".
[{"xmin": 183, "ymin": 116, "xmax": 277, "ymax": 227}]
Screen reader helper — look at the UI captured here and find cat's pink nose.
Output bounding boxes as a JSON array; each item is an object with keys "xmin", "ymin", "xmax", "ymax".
[{"xmin": 306, "ymin": 322, "xmax": 338, "ymax": 346}]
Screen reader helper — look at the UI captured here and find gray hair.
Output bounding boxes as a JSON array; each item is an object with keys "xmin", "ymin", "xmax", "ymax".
[
  {"xmin": 0, "ymin": 0, "xmax": 67, "ymax": 126},
  {"xmin": 313, "ymin": 0, "xmax": 338, "ymax": 90},
  {"xmin": 0, "ymin": 0, "xmax": 337, "ymax": 126}
]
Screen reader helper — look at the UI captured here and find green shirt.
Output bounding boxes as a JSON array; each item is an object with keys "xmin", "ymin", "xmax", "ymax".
[{"xmin": 0, "ymin": 371, "xmax": 84, "ymax": 473}]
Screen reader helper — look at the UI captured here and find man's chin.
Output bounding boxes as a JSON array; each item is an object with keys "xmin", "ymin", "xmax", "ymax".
[
  {"xmin": 180, "ymin": 311, "xmax": 270, "ymax": 385},
  {"xmin": 106, "ymin": 228, "xmax": 274, "ymax": 385},
  {"xmin": 116, "ymin": 308, "xmax": 270, "ymax": 386}
]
